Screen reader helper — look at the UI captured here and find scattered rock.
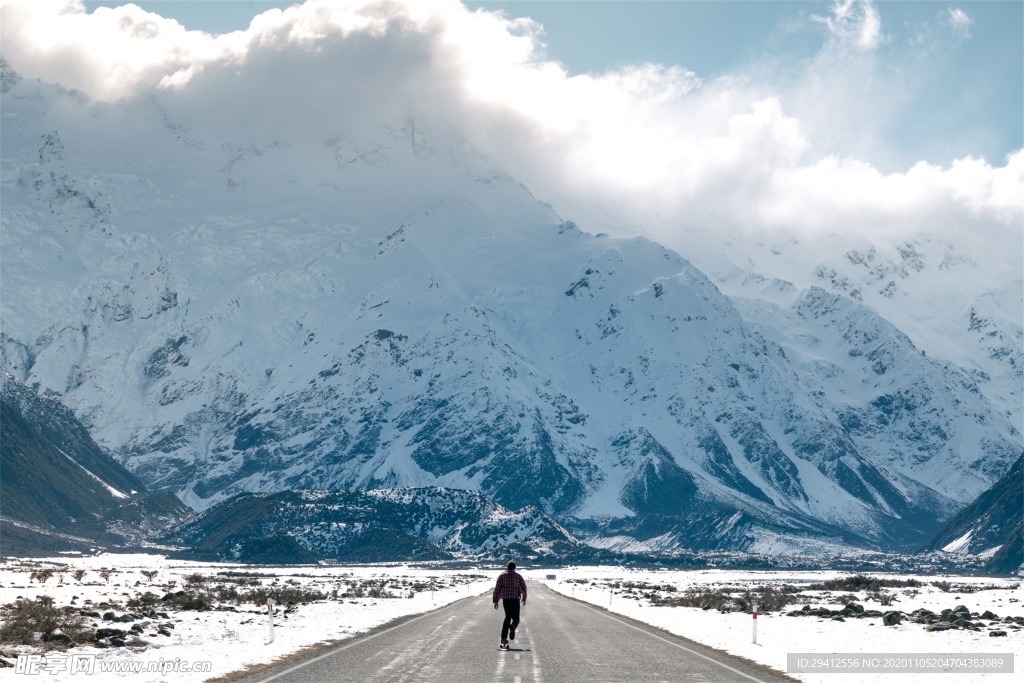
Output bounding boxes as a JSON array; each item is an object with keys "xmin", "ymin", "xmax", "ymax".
[
  {"xmin": 981, "ymin": 610, "xmax": 998, "ymax": 620},
  {"xmin": 990, "ymin": 631, "xmax": 1007, "ymax": 637},
  {"xmin": 47, "ymin": 633, "xmax": 73, "ymax": 646},
  {"xmin": 102, "ymin": 612, "xmax": 115, "ymax": 621}
]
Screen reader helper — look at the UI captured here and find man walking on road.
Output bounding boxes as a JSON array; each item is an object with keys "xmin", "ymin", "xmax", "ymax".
[{"xmin": 492, "ymin": 561, "xmax": 527, "ymax": 649}]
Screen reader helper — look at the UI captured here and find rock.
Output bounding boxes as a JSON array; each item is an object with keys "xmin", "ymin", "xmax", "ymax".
[
  {"xmin": 109, "ymin": 638, "xmax": 126, "ymax": 647},
  {"xmin": 926, "ymin": 623, "xmax": 958, "ymax": 632},
  {"xmin": 990, "ymin": 630, "xmax": 1007, "ymax": 637},
  {"xmin": 102, "ymin": 612, "xmax": 115, "ymax": 621},
  {"xmin": 158, "ymin": 629, "xmax": 171, "ymax": 637},
  {"xmin": 48, "ymin": 633, "xmax": 73, "ymax": 646},
  {"xmin": 832, "ymin": 616, "xmax": 845, "ymax": 622},
  {"xmin": 157, "ymin": 612, "xmax": 170, "ymax": 619},
  {"xmin": 81, "ymin": 610, "xmax": 101, "ymax": 618},
  {"xmin": 116, "ymin": 614, "xmax": 135, "ymax": 623},
  {"xmin": 844, "ymin": 602, "xmax": 864, "ymax": 614},
  {"xmin": 92, "ymin": 641, "xmax": 109, "ymax": 649},
  {"xmin": 0, "ymin": 658, "xmax": 13, "ymax": 668},
  {"xmin": 882, "ymin": 612, "xmax": 902, "ymax": 626},
  {"xmin": 95, "ymin": 628, "xmax": 126, "ymax": 640},
  {"xmin": 130, "ymin": 624, "xmax": 143, "ymax": 633}
]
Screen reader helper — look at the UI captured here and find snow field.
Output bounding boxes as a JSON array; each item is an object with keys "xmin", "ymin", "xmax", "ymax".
[
  {"xmin": 539, "ymin": 567, "xmax": 1023, "ymax": 683},
  {"xmin": 0, "ymin": 554, "xmax": 492, "ymax": 683},
  {"xmin": 1, "ymin": 556, "xmax": 1021, "ymax": 682}
]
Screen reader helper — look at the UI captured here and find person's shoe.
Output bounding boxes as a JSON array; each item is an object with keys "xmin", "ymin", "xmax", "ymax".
[
  {"xmin": 500, "ymin": 641, "xmax": 509, "ymax": 649},
  {"xmin": 509, "ymin": 627, "xmax": 516, "ymax": 641}
]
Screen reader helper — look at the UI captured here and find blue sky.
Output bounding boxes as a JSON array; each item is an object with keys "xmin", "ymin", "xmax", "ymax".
[{"xmin": 78, "ymin": 0, "xmax": 1022, "ymax": 170}]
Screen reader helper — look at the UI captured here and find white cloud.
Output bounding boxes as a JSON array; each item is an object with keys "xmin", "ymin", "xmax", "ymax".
[
  {"xmin": 946, "ymin": 7, "xmax": 973, "ymax": 42},
  {"xmin": 812, "ymin": 0, "xmax": 885, "ymax": 50},
  {"xmin": 0, "ymin": 0, "xmax": 1019, "ymax": 264}
]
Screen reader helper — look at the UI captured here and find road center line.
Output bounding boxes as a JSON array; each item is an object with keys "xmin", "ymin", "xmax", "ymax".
[{"xmin": 571, "ymin": 597, "xmax": 770, "ymax": 683}]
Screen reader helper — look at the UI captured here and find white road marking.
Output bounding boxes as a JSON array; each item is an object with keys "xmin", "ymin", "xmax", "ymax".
[
  {"xmin": 513, "ymin": 677, "xmax": 522, "ymax": 683},
  {"xmin": 254, "ymin": 609, "xmax": 439, "ymax": 683},
  {"xmin": 514, "ymin": 653, "xmax": 521, "ymax": 660},
  {"xmin": 571, "ymin": 598, "xmax": 769, "ymax": 683}
]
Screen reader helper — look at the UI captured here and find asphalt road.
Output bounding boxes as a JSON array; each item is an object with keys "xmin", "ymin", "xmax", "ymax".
[{"xmin": 243, "ymin": 582, "xmax": 795, "ymax": 683}]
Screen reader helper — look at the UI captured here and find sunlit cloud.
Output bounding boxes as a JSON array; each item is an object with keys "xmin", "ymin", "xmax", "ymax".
[{"xmin": 0, "ymin": 0, "xmax": 1019, "ymax": 266}]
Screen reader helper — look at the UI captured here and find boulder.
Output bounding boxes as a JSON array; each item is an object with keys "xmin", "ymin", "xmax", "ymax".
[
  {"xmin": 102, "ymin": 612, "xmax": 115, "ymax": 621},
  {"xmin": 95, "ymin": 628, "xmax": 126, "ymax": 640},
  {"xmin": 882, "ymin": 611, "xmax": 902, "ymax": 626},
  {"xmin": 981, "ymin": 610, "xmax": 998, "ymax": 620},
  {"xmin": 990, "ymin": 630, "xmax": 1008, "ymax": 637},
  {"xmin": 47, "ymin": 633, "xmax": 73, "ymax": 646}
]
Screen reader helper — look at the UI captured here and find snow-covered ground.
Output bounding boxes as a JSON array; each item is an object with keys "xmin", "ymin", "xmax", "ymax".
[
  {"xmin": 1, "ymin": 556, "xmax": 1020, "ymax": 682},
  {"xmin": 539, "ymin": 567, "xmax": 1022, "ymax": 683},
  {"xmin": 0, "ymin": 554, "xmax": 492, "ymax": 682}
]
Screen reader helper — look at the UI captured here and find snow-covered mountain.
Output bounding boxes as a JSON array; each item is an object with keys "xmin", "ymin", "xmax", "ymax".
[
  {"xmin": 1, "ymin": 60, "xmax": 1020, "ymax": 554},
  {"xmin": 170, "ymin": 487, "xmax": 581, "ymax": 563}
]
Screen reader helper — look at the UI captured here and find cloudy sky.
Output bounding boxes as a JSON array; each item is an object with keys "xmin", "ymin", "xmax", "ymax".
[{"xmin": 2, "ymin": 0, "xmax": 1021, "ymax": 253}]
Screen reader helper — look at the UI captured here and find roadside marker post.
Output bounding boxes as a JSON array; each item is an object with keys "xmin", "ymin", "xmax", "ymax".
[
  {"xmin": 752, "ymin": 602, "xmax": 757, "ymax": 645},
  {"xmin": 266, "ymin": 598, "xmax": 275, "ymax": 644}
]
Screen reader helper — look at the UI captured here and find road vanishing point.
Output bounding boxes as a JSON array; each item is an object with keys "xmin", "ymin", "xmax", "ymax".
[{"xmin": 241, "ymin": 582, "xmax": 796, "ymax": 683}]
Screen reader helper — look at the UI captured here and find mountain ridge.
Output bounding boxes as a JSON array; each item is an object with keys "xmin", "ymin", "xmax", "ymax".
[{"xmin": 1, "ymin": 64, "xmax": 1019, "ymax": 555}]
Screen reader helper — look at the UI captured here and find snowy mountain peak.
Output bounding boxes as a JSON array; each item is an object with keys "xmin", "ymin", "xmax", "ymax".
[{"xmin": 1, "ymin": 67, "xmax": 1020, "ymax": 556}]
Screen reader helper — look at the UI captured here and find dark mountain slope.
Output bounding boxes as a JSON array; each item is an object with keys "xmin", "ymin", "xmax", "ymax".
[{"xmin": 922, "ymin": 454, "xmax": 1022, "ymax": 573}]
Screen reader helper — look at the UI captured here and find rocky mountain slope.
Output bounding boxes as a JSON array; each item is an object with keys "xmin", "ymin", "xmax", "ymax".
[
  {"xmin": 169, "ymin": 487, "xmax": 581, "ymax": 563},
  {"xmin": 923, "ymin": 454, "xmax": 1022, "ymax": 574},
  {"xmin": 1, "ymin": 60, "xmax": 1019, "ymax": 555},
  {"xmin": 0, "ymin": 371, "xmax": 190, "ymax": 555}
]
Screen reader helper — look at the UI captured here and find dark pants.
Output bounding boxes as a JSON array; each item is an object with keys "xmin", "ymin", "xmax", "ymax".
[{"xmin": 500, "ymin": 598, "xmax": 521, "ymax": 642}]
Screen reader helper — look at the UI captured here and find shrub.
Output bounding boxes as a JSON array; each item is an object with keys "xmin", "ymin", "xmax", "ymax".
[
  {"xmin": 30, "ymin": 569, "xmax": 55, "ymax": 584},
  {"xmin": 807, "ymin": 575, "xmax": 922, "ymax": 592},
  {"xmin": 0, "ymin": 597, "xmax": 85, "ymax": 646}
]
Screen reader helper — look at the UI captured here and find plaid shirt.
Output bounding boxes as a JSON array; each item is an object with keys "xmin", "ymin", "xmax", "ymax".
[{"xmin": 492, "ymin": 570, "xmax": 527, "ymax": 602}]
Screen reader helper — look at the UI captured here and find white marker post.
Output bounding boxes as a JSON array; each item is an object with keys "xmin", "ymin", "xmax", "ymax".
[
  {"xmin": 751, "ymin": 602, "xmax": 758, "ymax": 645},
  {"xmin": 266, "ymin": 598, "xmax": 275, "ymax": 644}
]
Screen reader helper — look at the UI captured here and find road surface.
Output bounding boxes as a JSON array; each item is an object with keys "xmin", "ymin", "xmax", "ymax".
[{"xmin": 242, "ymin": 582, "xmax": 794, "ymax": 683}]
